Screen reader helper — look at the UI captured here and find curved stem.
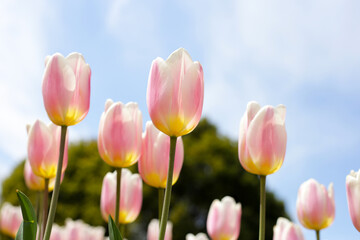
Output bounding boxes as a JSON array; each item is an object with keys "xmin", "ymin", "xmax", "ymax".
[
  {"xmin": 159, "ymin": 136, "xmax": 177, "ymax": 240},
  {"xmin": 43, "ymin": 126, "xmax": 67, "ymax": 240},
  {"xmin": 158, "ymin": 188, "xmax": 164, "ymax": 222},
  {"xmin": 41, "ymin": 178, "xmax": 49, "ymax": 240},
  {"xmin": 115, "ymin": 167, "xmax": 122, "ymax": 229},
  {"xmin": 316, "ymin": 230, "xmax": 320, "ymax": 240},
  {"xmin": 259, "ymin": 175, "xmax": 266, "ymax": 240}
]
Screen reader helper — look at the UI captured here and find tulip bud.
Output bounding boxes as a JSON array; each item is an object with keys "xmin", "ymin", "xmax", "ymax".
[
  {"xmin": 50, "ymin": 224, "xmax": 65, "ymax": 240},
  {"xmin": 238, "ymin": 101, "xmax": 287, "ymax": 175},
  {"xmin": 207, "ymin": 196, "xmax": 242, "ymax": 240},
  {"xmin": 147, "ymin": 48, "xmax": 204, "ymax": 137},
  {"xmin": 0, "ymin": 203, "xmax": 22, "ymax": 238},
  {"xmin": 296, "ymin": 179, "xmax": 335, "ymax": 230},
  {"xmin": 24, "ymin": 160, "xmax": 56, "ymax": 191},
  {"xmin": 147, "ymin": 219, "xmax": 172, "ymax": 240},
  {"xmin": 27, "ymin": 120, "xmax": 68, "ymax": 179},
  {"xmin": 186, "ymin": 233, "xmax": 209, "ymax": 240},
  {"xmin": 273, "ymin": 217, "xmax": 304, "ymax": 240},
  {"xmin": 346, "ymin": 169, "xmax": 360, "ymax": 232},
  {"xmin": 42, "ymin": 52, "xmax": 91, "ymax": 126},
  {"xmin": 98, "ymin": 99, "xmax": 142, "ymax": 168},
  {"xmin": 138, "ymin": 121, "xmax": 184, "ymax": 188},
  {"xmin": 100, "ymin": 169, "xmax": 142, "ymax": 224}
]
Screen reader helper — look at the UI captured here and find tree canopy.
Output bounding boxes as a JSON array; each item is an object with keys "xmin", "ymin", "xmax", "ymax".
[{"xmin": 1, "ymin": 118, "xmax": 288, "ymax": 239}]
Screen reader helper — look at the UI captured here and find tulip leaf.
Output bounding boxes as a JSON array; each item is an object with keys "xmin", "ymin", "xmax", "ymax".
[
  {"xmin": 15, "ymin": 190, "xmax": 37, "ymax": 240},
  {"xmin": 108, "ymin": 215, "xmax": 123, "ymax": 240}
]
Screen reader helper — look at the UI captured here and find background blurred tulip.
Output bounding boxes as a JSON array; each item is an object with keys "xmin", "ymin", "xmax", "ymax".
[
  {"xmin": 42, "ymin": 52, "xmax": 91, "ymax": 126},
  {"xmin": 273, "ymin": 217, "xmax": 304, "ymax": 240},
  {"xmin": 147, "ymin": 219, "xmax": 172, "ymax": 240},
  {"xmin": 147, "ymin": 48, "xmax": 204, "ymax": 137},
  {"xmin": 0, "ymin": 203, "xmax": 22, "ymax": 238},
  {"xmin": 27, "ymin": 120, "xmax": 68, "ymax": 179},
  {"xmin": 138, "ymin": 121, "xmax": 184, "ymax": 188},
  {"xmin": 98, "ymin": 99, "xmax": 142, "ymax": 168},
  {"xmin": 186, "ymin": 233, "xmax": 209, "ymax": 240},
  {"xmin": 50, "ymin": 224, "xmax": 65, "ymax": 240},
  {"xmin": 238, "ymin": 101, "xmax": 287, "ymax": 176},
  {"xmin": 100, "ymin": 169, "xmax": 142, "ymax": 224},
  {"xmin": 64, "ymin": 219, "xmax": 105, "ymax": 240},
  {"xmin": 207, "ymin": 196, "xmax": 242, "ymax": 240},
  {"xmin": 24, "ymin": 160, "xmax": 56, "ymax": 191},
  {"xmin": 296, "ymin": 179, "xmax": 335, "ymax": 231},
  {"xmin": 346, "ymin": 169, "xmax": 360, "ymax": 232}
]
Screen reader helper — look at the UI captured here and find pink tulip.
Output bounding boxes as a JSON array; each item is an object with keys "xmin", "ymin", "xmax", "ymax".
[
  {"xmin": 346, "ymin": 169, "xmax": 360, "ymax": 232},
  {"xmin": 147, "ymin": 219, "xmax": 172, "ymax": 240},
  {"xmin": 147, "ymin": 48, "xmax": 204, "ymax": 137},
  {"xmin": 207, "ymin": 196, "xmax": 242, "ymax": 240},
  {"xmin": 238, "ymin": 101, "xmax": 287, "ymax": 175},
  {"xmin": 138, "ymin": 121, "xmax": 184, "ymax": 188},
  {"xmin": 296, "ymin": 179, "xmax": 335, "ymax": 230},
  {"xmin": 0, "ymin": 203, "xmax": 22, "ymax": 238},
  {"xmin": 42, "ymin": 52, "xmax": 91, "ymax": 126},
  {"xmin": 50, "ymin": 224, "xmax": 65, "ymax": 240},
  {"xmin": 24, "ymin": 160, "xmax": 56, "ymax": 191},
  {"xmin": 100, "ymin": 169, "xmax": 142, "ymax": 224},
  {"xmin": 186, "ymin": 233, "xmax": 209, "ymax": 240},
  {"xmin": 98, "ymin": 99, "xmax": 142, "ymax": 168},
  {"xmin": 273, "ymin": 217, "xmax": 304, "ymax": 240},
  {"xmin": 27, "ymin": 120, "xmax": 68, "ymax": 179},
  {"xmin": 64, "ymin": 219, "xmax": 105, "ymax": 240}
]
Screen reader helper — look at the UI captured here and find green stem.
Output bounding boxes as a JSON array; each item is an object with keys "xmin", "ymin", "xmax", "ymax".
[
  {"xmin": 41, "ymin": 178, "xmax": 49, "ymax": 240},
  {"xmin": 259, "ymin": 175, "xmax": 266, "ymax": 240},
  {"xmin": 159, "ymin": 136, "xmax": 177, "ymax": 240},
  {"xmin": 37, "ymin": 191, "xmax": 43, "ymax": 240},
  {"xmin": 120, "ymin": 224, "xmax": 126, "ymax": 238},
  {"xmin": 158, "ymin": 188, "xmax": 164, "ymax": 221},
  {"xmin": 43, "ymin": 126, "xmax": 67, "ymax": 240},
  {"xmin": 316, "ymin": 230, "xmax": 320, "ymax": 240},
  {"xmin": 115, "ymin": 167, "xmax": 122, "ymax": 229}
]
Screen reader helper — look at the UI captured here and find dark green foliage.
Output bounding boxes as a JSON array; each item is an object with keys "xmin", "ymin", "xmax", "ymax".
[
  {"xmin": 2, "ymin": 118, "xmax": 289, "ymax": 239},
  {"xmin": 108, "ymin": 216, "xmax": 123, "ymax": 240}
]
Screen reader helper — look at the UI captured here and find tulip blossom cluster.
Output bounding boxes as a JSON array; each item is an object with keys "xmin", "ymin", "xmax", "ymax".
[
  {"xmin": 49, "ymin": 219, "xmax": 105, "ymax": 240},
  {"xmin": 0, "ymin": 203, "xmax": 22, "ymax": 238}
]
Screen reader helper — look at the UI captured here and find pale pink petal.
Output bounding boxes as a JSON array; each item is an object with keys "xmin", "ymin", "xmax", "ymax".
[{"xmin": 346, "ymin": 170, "xmax": 360, "ymax": 232}]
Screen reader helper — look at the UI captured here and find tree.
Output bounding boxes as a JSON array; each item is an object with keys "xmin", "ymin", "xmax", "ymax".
[{"xmin": 1, "ymin": 118, "xmax": 288, "ymax": 239}]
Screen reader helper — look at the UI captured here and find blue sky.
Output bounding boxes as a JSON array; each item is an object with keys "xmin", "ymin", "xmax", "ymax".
[{"xmin": 1, "ymin": 0, "xmax": 360, "ymax": 239}]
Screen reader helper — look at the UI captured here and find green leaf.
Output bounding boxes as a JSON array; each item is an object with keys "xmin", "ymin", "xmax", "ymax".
[
  {"xmin": 108, "ymin": 215, "xmax": 123, "ymax": 240},
  {"xmin": 15, "ymin": 190, "xmax": 37, "ymax": 240}
]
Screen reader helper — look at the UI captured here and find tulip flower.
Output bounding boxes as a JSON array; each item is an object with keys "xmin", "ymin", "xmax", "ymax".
[
  {"xmin": 64, "ymin": 219, "xmax": 105, "ymax": 240},
  {"xmin": 100, "ymin": 169, "xmax": 142, "ymax": 224},
  {"xmin": 346, "ymin": 169, "xmax": 360, "ymax": 232},
  {"xmin": 24, "ymin": 160, "xmax": 57, "ymax": 191},
  {"xmin": 207, "ymin": 196, "xmax": 242, "ymax": 240},
  {"xmin": 273, "ymin": 217, "xmax": 304, "ymax": 240},
  {"xmin": 138, "ymin": 121, "xmax": 184, "ymax": 188},
  {"xmin": 98, "ymin": 99, "xmax": 142, "ymax": 168},
  {"xmin": 186, "ymin": 233, "xmax": 209, "ymax": 240},
  {"xmin": 42, "ymin": 52, "xmax": 91, "ymax": 126},
  {"xmin": 238, "ymin": 101, "xmax": 287, "ymax": 176},
  {"xmin": 297, "ymin": 179, "xmax": 335, "ymax": 234},
  {"xmin": 147, "ymin": 48, "xmax": 204, "ymax": 137},
  {"xmin": 0, "ymin": 203, "xmax": 22, "ymax": 238},
  {"xmin": 147, "ymin": 219, "xmax": 172, "ymax": 240},
  {"xmin": 27, "ymin": 120, "xmax": 68, "ymax": 179},
  {"xmin": 50, "ymin": 224, "xmax": 64, "ymax": 240}
]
